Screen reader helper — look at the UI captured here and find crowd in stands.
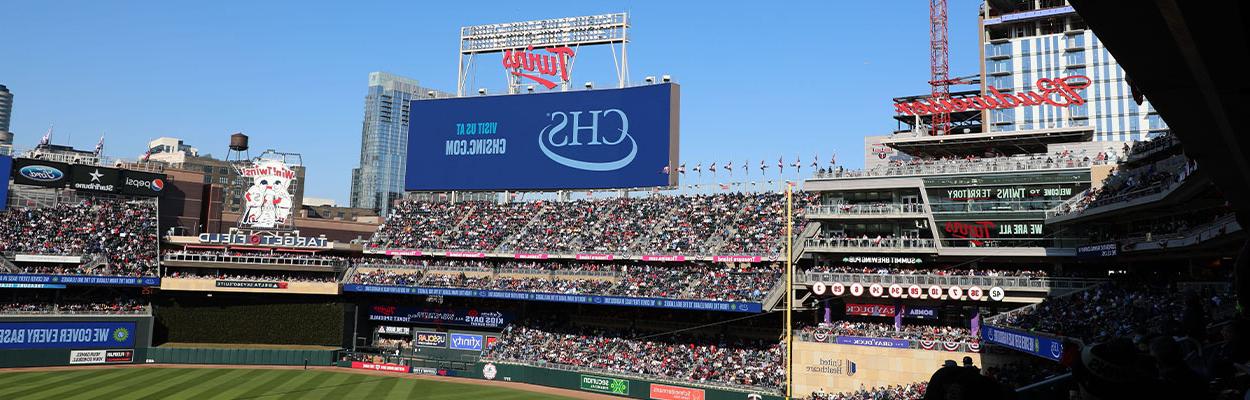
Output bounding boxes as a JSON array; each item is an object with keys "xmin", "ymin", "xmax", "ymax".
[
  {"xmin": 993, "ymin": 282, "xmax": 1232, "ymax": 344},
  {"xmin": 1122, "ymin": 132, "xmax": 1179, "ymax": 161},
  {"xmin": 165, "ymin": 249, "xmax": 346, "ymax": 261},
  {"xmin": 982, "ymin": 360, "xmax": 1068, "ymax": 390},
  {"xmin": 372, "ymin": 337, "xmax": 412, "ymax": 354},
  {"xmin": 806, "ymin": 265, "xmax": 1049, "ymax": 278},
  {"xmin": 1, "ymin": 296, "xmax": 148, "ymax": 315},
  {"xmin": 807, "ymin": 382, "xmax": 927, "ymax": 400},
  {"xmin": 349, "ymin": 261, "xmax": 780, "ymax": 302},
  {"xmin": 808, "ymin": 233, "xmax": 933, "ymax": 248},
  {"xmin": 799, "ymin": 321, "xmax": 978, "ymax": 344},
  {"xmin": 0, "ymin": 197, "xmax": 158, "ymax": 276},
  {"xmin": 1053, "ymin": 154, "xmax": 1197, "ymax": 216},
  {"xmin": 484, "ymin": 322, "xmax": 784, "ymax": 390},
  {"xmin": 369, "ymin": 192, "xmax": 811, "ymax": 256},
  {"xmin": 1030, "ymin": 317, "xmax": 1249, "ymax": 400},
  {"xmin": 165, "ymin": 270, "xmax": 338, "ymax": 283},
  {"xmin": 815, "ymin": 151, "xmax": 1114, "ymax": 179}
]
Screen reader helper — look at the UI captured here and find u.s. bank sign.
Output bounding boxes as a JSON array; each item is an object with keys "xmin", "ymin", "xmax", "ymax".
[{"xmin": 406, "ymin": 83, "xmax": 679, "ymax": 191}]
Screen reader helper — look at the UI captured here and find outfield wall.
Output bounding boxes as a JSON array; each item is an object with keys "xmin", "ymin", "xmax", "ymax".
[
  {"xmin": 0, "ymin": 315, "xmax": 153, "ymax": 368},
  {"xmin": 793, "ymin": 340, "xmax": 981, "ymax": 395},
  {"xmin": 153, "ymin": 294, "xmax": 344, "ymax": 346},
  {"xmin": 469, "ymin": 362, "xmax": 783, "ymax": 400},
  {"xmin": 147, "ymin": 347, "xmax": 336, "ymax": 366}
]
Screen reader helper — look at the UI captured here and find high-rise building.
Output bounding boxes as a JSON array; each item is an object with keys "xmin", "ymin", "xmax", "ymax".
[
  {"xmin": 0, "ymin": 84, "xmax": 13, "ymax": 146},
  {"xmin": 981, "ymin": 1, "xmax": 1167, "ymax": 142},
  {"xmin": 350, "ymin": 72, "xmax": 448, "ymax": 215}
]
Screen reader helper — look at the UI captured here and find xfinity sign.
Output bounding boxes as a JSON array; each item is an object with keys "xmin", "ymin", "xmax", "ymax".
[
  {"xmin": 448, "ymin": 333, "xmax": 484, "ymax": 351},
  {"xmin": 407, "ymin": 83, "xmax": 678, "ymax": 191}
]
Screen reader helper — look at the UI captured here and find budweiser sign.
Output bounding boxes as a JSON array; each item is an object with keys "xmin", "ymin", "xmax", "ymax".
[
  {"xmin": 894, "ymin": 76, "xmax": 1091, "ymax": 116},
  {"xmin": 502, "ymin": 45, "xmax": 575, "ymax": 89}
]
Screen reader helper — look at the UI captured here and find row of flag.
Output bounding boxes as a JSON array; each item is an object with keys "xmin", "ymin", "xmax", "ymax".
[
  {"xmin": 662, "ymin": 154, "xmax": 837, "ymax": 176},
  {"xmin": 37, "ymin": 125, "xmax": 106, "ymax": 156}
]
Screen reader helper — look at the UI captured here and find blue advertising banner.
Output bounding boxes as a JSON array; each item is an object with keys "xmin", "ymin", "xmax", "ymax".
[
  {"xmin": 406, "ymin": 83, "xmax": 679, "ymax": 191},
  {"xmin": 0, "ymin": 283, "xmax": 67, "ymax": 289},
  {"xmin": 0, "ymin": 274, "xmax": 160, "ymax": 287},
  {"xmin": 0, "ymin": 322, "xmax": 136, "ymax": 350},
  {"xmin": 834, "ymin": 336, "xmax": 913, "ymax": 349},
  {"xmin": 449, "ymin": 333, "xmax": 484, "ymax": 351},
  {"xmin": 1076, "ymin": 242, "xmax": 1118, "ymax": 258},
  {"xmin": 903, "ymin": 306, "xmax": 938, "ymax": 319},
  {"xmin": 0, "ymin": 155, "xmax": 11, "ymax": 210},
  {"xmin": 366, "ymin": 306, "xmax": 510, "ymax": 329},
  {"xmin": 343, "ymin": 284, "xmax": 762, "ymax": 313},
  {"xmin": 982, "ymin": 325, "xmax": 1064, "ymax": 361}
]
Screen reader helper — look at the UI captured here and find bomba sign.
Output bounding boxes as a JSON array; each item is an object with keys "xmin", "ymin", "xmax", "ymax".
[{"xmin": 406, "ymin": 83, "xmax": 679, "ymax": 191}]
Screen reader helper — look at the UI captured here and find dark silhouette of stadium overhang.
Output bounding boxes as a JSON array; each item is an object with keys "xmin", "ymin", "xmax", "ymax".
[
  {"xmin": 1069, "ymin": 0, "xmax": 1250, "ymax": 219},
  {"xmin": 1068, "ymin": 0, "xmax": 1250, "ymax": 309}
]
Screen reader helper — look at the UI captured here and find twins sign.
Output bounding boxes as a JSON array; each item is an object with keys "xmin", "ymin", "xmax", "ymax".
[{"xmin": 407, "ymin": 83, "xmax": 679, "ymax": 191}]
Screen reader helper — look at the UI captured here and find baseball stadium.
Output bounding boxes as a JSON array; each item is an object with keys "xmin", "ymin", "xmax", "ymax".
[{"xmin": 2, "ymin": 1, "xmax": 1249, "ymax": 400}]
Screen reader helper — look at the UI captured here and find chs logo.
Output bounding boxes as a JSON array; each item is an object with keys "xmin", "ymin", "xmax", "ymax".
[
  {"xmin": 538, "ymin": 109, "xmax": 636, "ymax": 171},
  {"xmin": 19, "ymin": 165, "xmax": 65, "ymax": 182},
  {"xmin": 124, "ymin": 177, "xmax": 164, "ymax": 192}
]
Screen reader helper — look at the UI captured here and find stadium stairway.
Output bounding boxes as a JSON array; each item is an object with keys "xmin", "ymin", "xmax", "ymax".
[
  {"xmin": 492, "ymin": 204, "xmax": 550, "ymax": 253},
  {"xmin": 622, "ymin": 204, "xmax": 682, "ymax": 254},
  {"xmin": 0, "ymin": 254, "xmax": 18, "ymax": 273}
]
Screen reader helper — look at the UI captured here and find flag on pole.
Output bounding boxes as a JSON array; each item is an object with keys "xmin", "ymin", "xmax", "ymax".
[
  {"xmin": 694, "ymin": 163, "xmax": 701, "ymax": 176},
  {"xmin": 678, "ymin": 163, "xmax": 686, "ymax": 175},
  {"xmin": 39, "ymin": 125, "xmax": 53, "ymax": 146},
  {"xmin": 793, "ymin": 156, "xmax": 802, "ymax": 173},
  {"xmin": 811, "ymin": 154, "xmax": 818, "ymax": 169},
  {"xmin": 760, "ymin": 159, "xmax": 767, "ymax": 173},
  {"xmin": 661, "ymin": 165, "xmax": 670, "ymax": 175},
  {"xmin": 724, "ymin": 161, "xmax": 733, "ymax": 172},
  {"xmin": 709, "ymin": 162, "xmax": 716, "ymax": 173},
  {"xmin": 94, "ymin": 134, "xmax": 105, "ymax": 155},
  {"xmin": 830, "ymin": 152, "xmax": 837, "ymax": 165},
  {"xmin": 777, "ymin": 157, "xmax": 783, "ymax": 173}
]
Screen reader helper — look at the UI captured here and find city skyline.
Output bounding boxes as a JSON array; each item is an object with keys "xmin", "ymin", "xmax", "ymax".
[{"xmin": 1, "ymin": 1, "xmax": 981, "ymax": 203}]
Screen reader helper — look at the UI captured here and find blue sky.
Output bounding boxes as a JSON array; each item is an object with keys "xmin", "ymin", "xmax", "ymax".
[{"xmin": 1, "ymin": 1, "xmax": 980, "ymax": 204}]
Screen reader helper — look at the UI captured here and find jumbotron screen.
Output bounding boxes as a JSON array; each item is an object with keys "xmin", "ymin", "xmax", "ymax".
[{"xmin": 405, "ymin": 83, "xmax": 680, "ymax": 191}]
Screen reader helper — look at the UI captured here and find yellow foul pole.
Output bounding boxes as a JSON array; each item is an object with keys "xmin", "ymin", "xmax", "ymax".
[{"xmin": 785, "ymin": 183, "xmax": 794, "ymax": 400}]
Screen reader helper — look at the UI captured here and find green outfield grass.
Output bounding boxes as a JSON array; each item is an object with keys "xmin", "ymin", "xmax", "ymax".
[{"xmin": 0, "ymin": 368, "xmax": 577, "ymax": 400}]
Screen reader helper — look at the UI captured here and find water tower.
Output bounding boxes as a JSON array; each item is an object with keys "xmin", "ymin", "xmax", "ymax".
[{"xmin": 226, "ymin": 132, "xmax": 249, "ymax": 163}]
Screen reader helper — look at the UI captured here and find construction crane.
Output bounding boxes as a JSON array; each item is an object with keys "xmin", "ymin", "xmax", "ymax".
[{"xmin": 929, "ymin": 0, "xmax": 952, "ymax": 135}]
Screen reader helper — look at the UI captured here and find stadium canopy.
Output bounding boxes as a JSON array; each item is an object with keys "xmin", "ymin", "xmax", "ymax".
[{"xmin": 1068, "ymin": 0, "xmax": 1249, "ymax": 306}]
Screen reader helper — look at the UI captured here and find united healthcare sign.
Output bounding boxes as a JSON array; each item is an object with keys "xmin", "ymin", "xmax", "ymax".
[{"xmin": 406, "ymin": 83, "xmax": 680, "ymax": 191}]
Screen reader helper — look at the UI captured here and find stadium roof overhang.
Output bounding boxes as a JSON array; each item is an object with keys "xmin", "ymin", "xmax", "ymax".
[
  {"xmin": 1069, "ymin": 0, "xmax": 1250, "ymax": 221},
  {"xmin": 881, "ymin": 126, "xmax": 1094, "ymax": 158}
]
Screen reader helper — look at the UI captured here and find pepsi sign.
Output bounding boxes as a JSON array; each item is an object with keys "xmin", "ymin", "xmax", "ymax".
[
  {"xmin": 406, "ymin": 83, "xmax": 679, "ymax": 191},
  {"xmin": 119, "ymin": 170, "xmax": 166, "ymax": 197},
  {"xmin": 12, "ymin": 159, "xmax": 69, "ymax": 188}
]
